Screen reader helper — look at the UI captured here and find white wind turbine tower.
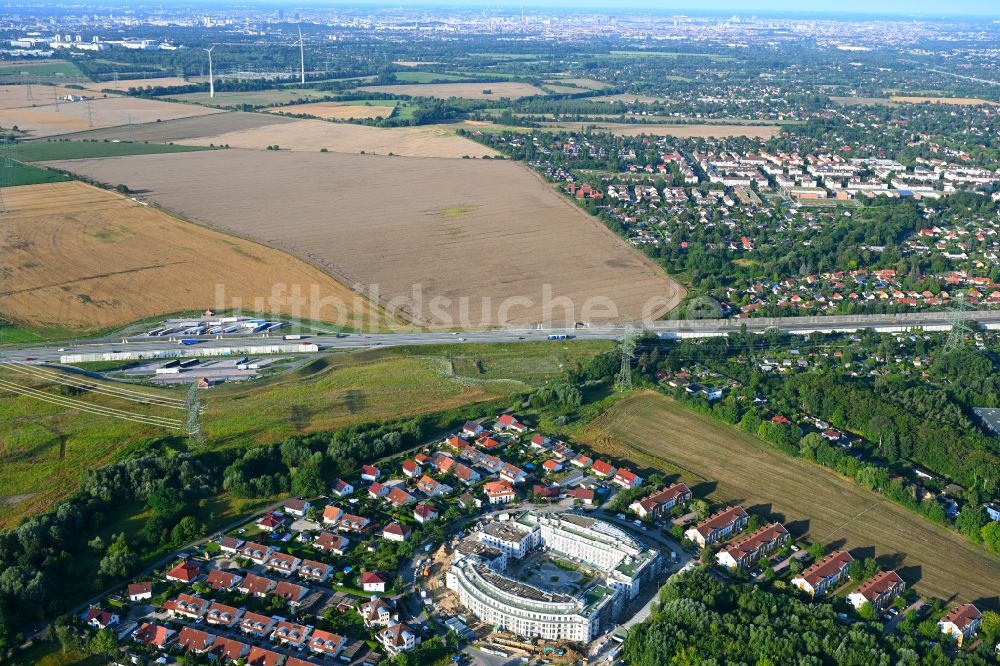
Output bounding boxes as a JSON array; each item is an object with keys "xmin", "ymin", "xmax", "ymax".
[
  {"xmin": 205, "ymin": 45, "xmax": 216, "ymax": 98},
  {"xmin": 295, "ymin": 25, "xmax": 306, "ymax": 84}
]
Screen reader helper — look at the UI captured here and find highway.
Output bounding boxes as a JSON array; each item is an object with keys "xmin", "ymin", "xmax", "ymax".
[{"xmin": 1, "ymin": 309, "xmax": 998, "ymax": 364}]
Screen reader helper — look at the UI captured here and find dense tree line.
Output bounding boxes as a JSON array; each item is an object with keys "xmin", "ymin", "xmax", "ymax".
[
  {"xmin": 624, "ymin": 568, "xmax": 996, "ymax": 665},
  {"xmin": 0, "ymin": 448, "xmax": 216, "ymax": 651}
]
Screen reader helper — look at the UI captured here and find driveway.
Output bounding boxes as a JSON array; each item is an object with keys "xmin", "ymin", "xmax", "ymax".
[
  {"xmin": 887, "ymin": 598, "xmax": 925, "ymax": 633},
  {"xmin": 768, "ymin": 549, "xmax": 809, "ymax": 577}
]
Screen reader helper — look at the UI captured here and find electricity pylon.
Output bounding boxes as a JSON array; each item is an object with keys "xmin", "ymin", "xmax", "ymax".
[
  {"xmin": 186, "ymin": 383, "xmax": 205, "ymax": 449},
  {"xmin": 616, "ymin": 322, "xmax": 638, "ymax": 392},
  {"xmin": 945, "ymin": 291, "xmax": 975, "ymax": 352}
]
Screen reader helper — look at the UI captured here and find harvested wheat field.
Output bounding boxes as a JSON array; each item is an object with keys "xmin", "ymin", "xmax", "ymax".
[
  {"xmin": 0, "ymin": 181, "xmax": 389, "ymax": 332},
  {"xmin": 580, "ymin": 391, "xmax": 1000, "ymax": 604},
  {"xmin": 538, "ymin": 121, "xmax": 781, "ymax": 138},
  {"xmin": 0, "ymin": 84, "xmax": 96, "ymax": 109},
  {"xmin": 890, "ymin": 95, "xmax": 997, "ymax": 105},
  {"xmin": 357, "ymin": 81, "xmax": 546, "ymax": 100},
  {"xmin": 96, "ymin": 76, "xmax": 208, "ymax": 92},
  {"xmin": 76, "ymin": 75, "xmax": 208, "ymax": 92},
  {"xmin": 266, "ymin": 100, "xmax": 396, "ymax": 120},
  {"xmin": 168, "ymin": 88, "xmax": 335, "ymax": 108},
  {"xmin": 52, "ymin": 110, "xmax": 298, "ymax": 143},
  {"xmin": 180, "ymin": 118, "xmax": 498, "ymax": 158},
  {"xmin": 0, "ymin": 95, "xmax": 222, "ymax": 138},
  {"xmin": 47, "ymin": 150, "xmax": 683, "ymax": 327}
]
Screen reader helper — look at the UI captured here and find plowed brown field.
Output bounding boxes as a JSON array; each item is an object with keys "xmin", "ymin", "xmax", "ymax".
[
  {"xmin": 45, "ymin": 150, "xmax": 683, "ymax": 327},
  {"xmin": 180, "ymin": 118, "xmax": 498, "ymax": 158}
]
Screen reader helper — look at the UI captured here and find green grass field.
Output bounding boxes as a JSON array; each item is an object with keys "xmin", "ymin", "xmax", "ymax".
[
  {"xmin": 9, "ymin": 642, "xmax": 102, "ymax": 666},
  {"xmin": 0, "ymin": 60, "xmax": 85, "ymax": 79},
  {"xmin": 204, "ymin": 340, "xmax": 609, "ymax": 446},
  {"xmin": 2, "ymin": 160, "xmax": 69, "ymax": 185},
  {"xmin": 394, "ymin": 71, "xmax": 472, "ymax": 83},
  {"xmin": 0, "ymin": 340, "xmax": 610, "ymax": 524},
  {"xmin": 577, "ymin": 390, "xmax": 1000, "ymax": 603},
  {"xmin": 334, "ymin": 98, "xmax": 419, "ymax": 120},
  {"xmin": 0, "ymin": 323, "xmax": 47, "ymax": 344},
  {"xmin": 392, "ymin": 101, "xmax": 418, "ymax": 120},
  {"xmin": 4, "ymin": 140, "xmax": 214, "ymax": 162},
  {"xmin": 0, "ymin": 363, "xmax": 179, "ymax": 528}
]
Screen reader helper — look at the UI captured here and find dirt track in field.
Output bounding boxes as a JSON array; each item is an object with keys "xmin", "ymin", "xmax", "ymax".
[
  {"xmin": 45, "ymin": 149, "xmax": 684, "ymax": 327},
  {"xmin": 0, "ymin": 181, "xmax": 388, "ymax": 332},
  {"xmin": 580, "ymin": 391, "xmax": 1000, "ymax": 606}
]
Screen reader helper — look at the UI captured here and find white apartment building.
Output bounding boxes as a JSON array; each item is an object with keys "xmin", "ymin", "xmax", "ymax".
[
  {"xmin": 446, "ymin": 558, "xmax": 613, "ymax": 642},
  {"xmin": 448, "ymin": 512, "xmax": 660, "ymax": 644}
]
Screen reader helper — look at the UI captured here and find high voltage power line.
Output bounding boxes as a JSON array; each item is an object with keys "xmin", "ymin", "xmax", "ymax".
[
  {"xmin": 186, "ymin": 384, "xmax": 205, "ymax": 450},
  {"xmin": 616, "ymin": 322, "xmax": 637, "ymax": 392}
]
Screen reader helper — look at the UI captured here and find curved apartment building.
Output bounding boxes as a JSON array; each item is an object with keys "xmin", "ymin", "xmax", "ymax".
[{"xmin": 445, "ymin": 511, "xmax": 660, "ymax": 643}]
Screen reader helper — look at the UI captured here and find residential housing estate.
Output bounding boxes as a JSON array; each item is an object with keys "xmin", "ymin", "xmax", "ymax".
[{"xmin": 791, "ymin": 550, "xmax": 854, "ymax": 597}]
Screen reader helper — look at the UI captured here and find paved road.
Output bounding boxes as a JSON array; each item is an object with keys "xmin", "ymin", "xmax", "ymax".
[
  {"xmin": 4, "ymin": 309, "xmax": 999, "ymax": 365},
  {"xmin": 887, "ymin": 598, "xmax": 926, "ymax": 633}
]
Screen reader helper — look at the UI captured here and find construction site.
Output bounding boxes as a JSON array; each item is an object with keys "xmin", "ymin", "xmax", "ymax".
[{"xmin": 416, "ymin": 540, "xmax": 584, "ymax": 665}]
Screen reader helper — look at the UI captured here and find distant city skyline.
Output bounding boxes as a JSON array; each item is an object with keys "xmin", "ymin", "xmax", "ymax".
[{"xmin": 231, "ymin": 0, "xmax": 1000, "ymax": 18}]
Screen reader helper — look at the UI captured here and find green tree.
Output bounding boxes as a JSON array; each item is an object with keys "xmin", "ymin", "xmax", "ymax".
[
  {"xmin": 690, "ymin": 499, "xmax": 710, "ymax": 519},
  {"xmin": 917, "ymin": 618, "xmax": 941, "ymax": 640},
  {"xmin": 292, "ymin": 459, "xmax": 325, "ymax": 497},
  {"xmin": 980, "ymin": 610, "xmax": 1000, "ymax": 643},
  {"xmin": 88, "ymin": 627, "xmax": 119, "ymax": 659},
  {"xmin": 956, "ymin": 505, "xmax": 987, "ymax": 542},
  {"xmin": 171, "ymin": 516, "xmax": 205, "ymax": 544},
  {"xmin": 982, "ymin": 522, "xmax": 1000, "ymax": 555},
  {"xmin": 798, "ymin": 432, "xmax": 823, "ymax": 460}
]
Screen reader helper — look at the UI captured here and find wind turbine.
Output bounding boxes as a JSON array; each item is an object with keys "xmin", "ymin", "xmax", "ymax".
[
  {"xmin": 205, "ymin": 45, "xmax": 216, "ymax": 98},
  {"xmin": 295, "ymin": 25, "xmax": 305, "ymax": 84}
]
